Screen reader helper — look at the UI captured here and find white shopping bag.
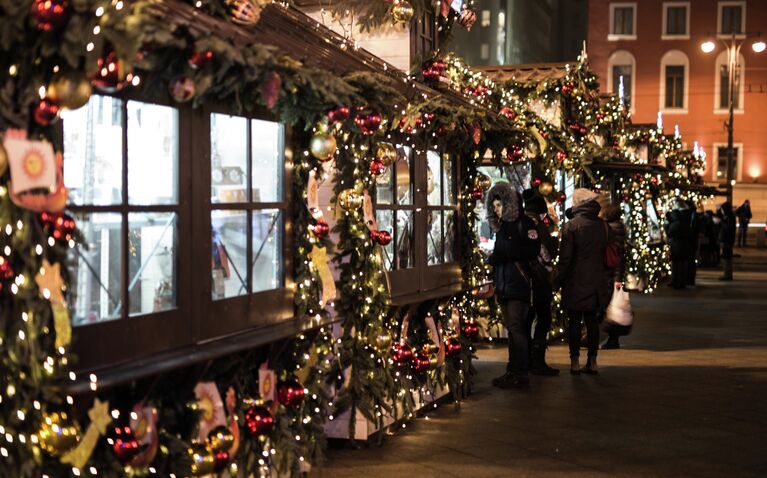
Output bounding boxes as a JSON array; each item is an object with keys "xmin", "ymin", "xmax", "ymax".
[{"xmin": 604, "ymin": 284, "xmax": 634, "ymax": 335}]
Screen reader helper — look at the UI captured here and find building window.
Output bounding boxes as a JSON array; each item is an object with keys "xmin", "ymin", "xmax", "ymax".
[
  {"xmin": 63, "ymin": 96, "xmax": 180, "ymax": 325},
  {"xmin": 481, "ymin": 9, "xmax": 491, "ymax": 27},
  {"xmin": 663, "ymin": 2, "xmax": 689, "ymax": 38},
  {"xmin": 716, "ymin": 145, "xmax": 742, "ymax": 181},
  {"xmin": 480, "ymin": 43, "xmax": 490, "ymax": 60},
  {"xmin": 659, "ymin": 50, "xmax": 689, "ymax": 112},
  {"xmin": 376, "ymin": 145, "xmax": 416, "ymax": 271},
  {"xmin": 426, "ymin": 151, "xmax": 457, "ymax": 265},
  {"xmin": 607, "ymin": 50, "xmax": 636, "ymax": 112},
  {"xmin": 718, "ymin": 1, "xmax": 746, "ymax": 37},
  {"xmin": 210, "ymin": 114, "xmax": 285, "ymax": 300},
  {"xmin": 609, "ymin": 3, "xmax": 637, "ymax": 40}
]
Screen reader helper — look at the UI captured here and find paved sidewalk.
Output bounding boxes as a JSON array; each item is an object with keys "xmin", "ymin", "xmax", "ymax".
[{"xmin": 315, "ymin": 249, "xmax": 767, "ymax": 478}]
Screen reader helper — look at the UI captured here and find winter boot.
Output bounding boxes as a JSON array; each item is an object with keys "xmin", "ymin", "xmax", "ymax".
[
  {"xmin": 570, "ymin": 358, "xmax": 581, "ymax": 375},
  {"xmin": 581, "ymin": 356, "xmax": 599, "ymax": 375},
  {"xmin": 719, "ymin": 259, "xmax": 733, "ymax": 281},
  {"xmin": 530, "ymin": 341, "xmax": 560, "ymax": 376},
  {"xmin": 498, "ymin": 374, "xmax": 530, "ymax": 389},
  {"xmin": 492, "ymin": 364, "xmax": 514, "ymax": 387}
]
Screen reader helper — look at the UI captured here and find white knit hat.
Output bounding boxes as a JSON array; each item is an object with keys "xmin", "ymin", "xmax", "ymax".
[{"xmin": 572, "ymin": 188, "xmax": 600, "ymax": 207}]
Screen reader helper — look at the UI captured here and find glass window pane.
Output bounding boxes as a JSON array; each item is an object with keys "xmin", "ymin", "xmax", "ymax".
[
  {"xmin": 127, "ymin": 102, "xmax": 179, "ymax": 205},
  {"xmin": 375, "ymin": 165, "xmax": 394, "ymax": 204},
  {"xmin": 70, "ymin": 213, "xmax": 122, "ymax": 326},
  {"xmin": 252, "ymin": 209, "xmax": 283, "ymax": 292},
  {"xmin": 251, "ymin": 119, "xmax": 284, "ymax": 203},
  {"xmin": 128, "ymin": 212, "xmax": 178, "ymax": 316},
  {"xmin": 376, "ymin": 210, "xmax": 394, "ymax": 271},
  {"xmin": 396, "ymin": 210, "xmax": 415, "ymax": 269},
  {"xmin": 443, "ymin": 154, "xmax": 456, "ymax": 205},
  {"xmin": 444, "ymin": 210, "xmax": 456, "ymax": 263},
  {"xmin": 427, "ymin": 210, "xmax": 443, "ymax": 265},
  {"xmin": 62, "ymin": 96, "xmax": 123, "ymax": 206},
  {"xmin": 426, "ymin": 150, "xmax": 442, "ymax": 206},
  {"xmin": 395, "ymin": 146, "xmax": 413, "ymax": 205},
  {"xmin": 212, "ymin": 210, "xmax": 248, "ymax": 300},
  {"xmin": 211, "ymin": 114, "xmax": 248, "ymax": 204},
  {"xmin": 667, "ymin": 7, "xmax": 686, "ymax": 35}
]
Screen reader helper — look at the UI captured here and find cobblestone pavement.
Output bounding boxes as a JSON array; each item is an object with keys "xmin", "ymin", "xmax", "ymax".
[{"xmin": 314, "ymin": 248, "xmax": 767, "ymax": 478}]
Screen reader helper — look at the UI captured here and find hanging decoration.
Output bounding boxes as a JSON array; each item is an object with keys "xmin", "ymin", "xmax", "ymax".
[{"xmin": 46, "ymin": 73, "xmax": 92, "ymax": 110}]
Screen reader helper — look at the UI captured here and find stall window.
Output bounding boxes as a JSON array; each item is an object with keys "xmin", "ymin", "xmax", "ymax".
[
  {"xmin": 426, "ymin": 151, "xmax": 457, "ymax": 265},
  {"xmin": 375, "ymin": 145, "xmax": 415, "ymax": 271},
  {"xmin": 63, "ymin": 96, "xmax": 179, "ymax": 326},
  {"xmin": 210, "ymin": 114, "xmax": 284, "ymax": 300}
]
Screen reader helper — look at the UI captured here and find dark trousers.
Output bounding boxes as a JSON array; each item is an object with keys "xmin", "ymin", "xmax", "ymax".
[
  {"xmin": 671, "ymin": 260, "xmax": 688, "ymax": 288},
  {"xmin": 737, "ymin": 222, "xmax": 749, "ymax": 246},
  {"xmin": 568, "ymin": 310, "xmax": 599, "ymax": 359},
  {"xmin": 686, "ymin": 257, "xmax": 697, "ymax": 286},
  {"xmin": 500, "ymin": 299, "xmax": 531, "ymax": 376},
  {"xmin": 526, "ymin": 286, "xmax": 553, "ymax": 344}
]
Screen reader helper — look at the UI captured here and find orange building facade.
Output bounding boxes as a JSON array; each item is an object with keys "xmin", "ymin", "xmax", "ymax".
[{"xmin": 588, "ymin": 0, "xmax": 767, "ymax": 219}]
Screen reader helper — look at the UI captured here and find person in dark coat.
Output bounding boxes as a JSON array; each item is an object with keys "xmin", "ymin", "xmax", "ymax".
[
  {"xmin": 522, "ymin": 189, "xmax": 559, "ymax": 376},
  {"xmin": 486, "ymin": 182, "xmax": 541, "ymax": 388},
  {"xmin": 666, "ymin": 202, "xmax": 693, "ymax": 289},
  {"xmin": 600, "ymin": 203, "xmax": 627, "ymax": 350},
  {"xmin": 686, "ymin": 200, "xmax": 703, "ymax": 286},
  {"xmin": 719, "ymin": 202, "xmax": 737, "ymax": 280},
  {"xmin": 554, "ymin": 188, "xmax": 608, "ymax": 375},
  {"xmin": 736, "ymin": 199, "xmax": 752, "ymax": 247}
]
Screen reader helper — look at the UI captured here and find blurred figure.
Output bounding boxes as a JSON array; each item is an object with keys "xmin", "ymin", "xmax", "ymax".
[
  {"xmin": 686, "ymin": 200, "xmax": 702, "ymax": 287},
  {"xmin": 736, "ymin": 199, "xmax": 752, "ymax": 247},
  {"xmin": 600, "ymin": 202, "xmax": 626, "ymax": 349},
  {"xmin": 666, "ymin": 201, "xmax": 693, "ymax": 290},
  {"xmin": 719, "ymin": 202, "xmax": 737, "ymax": 281}
]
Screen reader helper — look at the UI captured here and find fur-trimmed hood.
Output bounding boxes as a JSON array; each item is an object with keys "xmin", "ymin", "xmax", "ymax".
[{"xmin": 485, "ymin": 182, "xmax": 521, "ymax": 232}]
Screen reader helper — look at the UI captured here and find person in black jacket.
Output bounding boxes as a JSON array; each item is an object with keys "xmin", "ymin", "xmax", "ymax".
[
  {"xmin": 600, "ymin": 203, "xmax": 627, "ymax": 350},
  {"xmin": 486, "ymin": 182, "xmax": 541, "ymax": 388},
  {"xmin": 719, "ymin": 202, "xmax": 737, "ymax": 280},
  {"xmin": 554, "ymin": 189, "xmax": 608, "ymax": 375},
  {"xmin": 736, "ymin": 199, "xmax": 752, "ymax": 247},
  {"xmin": 666, "ymin": 202, "xmax": 693, "ymax": 289}
]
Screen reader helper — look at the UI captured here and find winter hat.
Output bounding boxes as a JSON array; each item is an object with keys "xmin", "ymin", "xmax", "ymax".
[
  {"xmin": 572, "ymin": 188, "xmax": 600, "ymax": 207},
  {"xmin": 523, "ymin": 190, "xmax": 548, "ymax": 214}
]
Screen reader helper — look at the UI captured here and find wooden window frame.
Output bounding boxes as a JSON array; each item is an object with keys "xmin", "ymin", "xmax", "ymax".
[
  {"xmin": 662, "ymin": 2, "xmax": 690, "ymax": 40},
  {"xmin": 608, "ymin": 2, "xmax": 638, "ymax": 41}
]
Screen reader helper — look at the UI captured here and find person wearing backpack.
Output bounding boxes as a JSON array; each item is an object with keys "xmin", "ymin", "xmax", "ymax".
[
  {"xmin": 554, "ymin": 188, "xmax": 609, "ymax": 375},
  {"xmin": 486, "ymin": 182, "xmax": 541, "ymax": 388}
]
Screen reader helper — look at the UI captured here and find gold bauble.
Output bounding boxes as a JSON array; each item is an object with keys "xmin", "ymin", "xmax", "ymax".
[
  {"xmin": 338, "ymin": 189, "xmax": 363, "ymax": 211},
  {"xmin": 475, "ymin": 173, "xmax": 492, "ymax": 192},
  {"xmin": 0, "ymin": 141, "xmax": 7, "ymax": 176},
  {"xmin": 391, "ymin": 1, "xmax": 415, "ymax": 23},
  {"xmin": 47, "ymin": 73, "xmax": 92, "ymax": 110},
  {"xmin": 38, "ymin": 411, "xmax": 81, "ymax": 456},
  {"xmin": 376, "ymin": 332, "xmax": 393, "ymax": 351},
  {"xmin": 422, "ymin": 345, "xmax": 440, "ymax": 369},
  {"xmin": 539, "ymin": 181, "xmax": 554, "ymax": 196},
  {"xmin": 476, "ymin": 299, "xmax": 491, "ymax": 317},
  {"xmin": 207, "ymin": 425, "xmax": 235, "ymax": 453},
  {"xmin": 376, "ymin": 142, "xmax": 397, "ymax": 167},
  {"xmin": 187, "ymin": 443, "xmax": 216, "ymax": 476},
  {"xmin": 309, "ymin": 133, "xmax": 337, "ymax": 162}
]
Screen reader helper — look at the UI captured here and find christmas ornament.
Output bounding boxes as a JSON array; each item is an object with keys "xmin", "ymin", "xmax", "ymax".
[
  {"xmin": 421, "ymin": 59, "xmax": 449, "ymax": 85},
  {"xmin": 40, "ymin": 211, "xmax": 76, "ymax": 242},
  {"xmin": 225, "ymin": 0, "xmax": 267, "ymax": 25},
  {"xmin": 186, "ymin": 443, "xmax": 216, "ymax": 476},
  {"xmin": 194, "ymin": 382, "xmax": 226, "ymax": 442},
  {"xmin": 213, "ymin": 450, "xmax": 230, "ymax": 472},
  {"xmin": 224, "ymin": 388, "xmax": 240, "ymax": 458},
  {"xmin": 47, "ymin": 73, "xmax": 92, "ymax": 110},
  {"xmin": 30, "ymin": 0, "xmax": 69, "ymax": 31},
  {"xmin": 309, "ymin": 133, "xmax": 337, "ymax": 161},
  {"xmin": 412, "ymin": 351, "xmax": 431, "ymax": 374},
  {"xmin": 109, "ymin": 426, "xmax": 142, "ymax": 466},
  {"xmin": 472, "ymin": 125, "xmax": 481, "ymax": 145},
  {"xmin": 435, "ymin": 126, "xmax": 448, "ymax": 137},
  {"xmin": 475, "ymin": 173, "xmax": 492, "ymax": 192},
  {"xmin": 507, "ymin": 145, "xmax": 524, "ymax": 162},
  {"xmin": 476, "ymin": 299, "xmax": 491, "ymax": 317},
  {"xmin": 470, "ymin": 188, "xmax": 483, "ymax": 200},
  {"xmin": 376, "ymin": 331, "xmax": 393, "ymax": 351},
  {"xmin": 398, "ymin": 115, "xmax": 422, "ymax": 134},
  {"xmin": 499, "ymin": 106, "xmax": 516, "ymax": 120},
  {"xmin": 35, "ymin": 260, "xmax": 65, "ymax": 305},
  {"xmin": 557, "ymin": 192, "xmax": 566, "ymax": 204},
  {"xmin": 369, "ymin": 158, "xmax": 386, "ymax": 176},
  {"xmin": 128, "ymin": 403, "xmax": 159, "ymax": 468},
  {"xmin": 38, "ymin": 411, "xmax": 81, "ymax": 456},
  {"xmin": 92, "ymin": 50, "xmax": 127, "ymax": 93},
  {"xmin": 354, "ymin": 112, "xmax": 382, "ymax": 135},
  {"xmin": 169, "ymin": 76, "xmax": 196, "ymax": 103},
  {"xmin": 8, "ymin": 145, "xmax": 67, "ymax": 213},
  {"xmin": 260, "ymin": 71, "xmax": 282, "ymax": 109},
  {"xmin": 188, "ymin": 49, "xmax": 214, "ymax": 70},
  {"xmin": 207, "ymin": 426, "xmax": 235, "ymax": 453},
  {"xmin": 532, "ymin": 178, "xmax": 542, "ymax": 187},
  {"xmin": 458, "ymin": 8, "xmax": 477, "ymax": 29},
  {"xmin": 33, "ymin": 98, "xmax": 60, "ymax": 126},
  {"xmin": 310, "ymin": 219, "xmax": 330, "ymax": 239},
  {"xmin": 277, "ymin": 380, "xmax": 305, "ymax": 408},
  {"xmin": 244, "ymin": 405, "xmax": 274, "ymax": 437},
  {"xmin": 372, "ymin": 230, "xmax": 392, "ymax": 246},
  {"xmin": 0, "ymin": 257, "xmax": 13, "ymax": 290},
  {"xmin": 422, "ymin": 343, "xmax": 440, "ymax": 369},
  {"xmin": 391, "ymin": 1, "xmax": 414, "ymax": 23},
  {"xmin": 310, "ymin": 245, "xmax": 336, "ymax": 304},
  {"xmin": 539, "ymin": 181, "xmax": 554, "ymax": 196},
  {"xmin": 376, "ymin": 142, "xmax": 397, "ymax": 166},
  {"xmin": 461, "ymin": 321, "xmax": 479, "ymax": 340},
  {"xmin": 391, "ymin": 342, "xmax": 413, "ymax": 367},
  {"xmin": 556, "ymin": 151, "xmax": 568, "ymax": 163},
  {"xmin": 444, "ymin": 336, "xmax": 462, "ymax": 358},
  {"xmin": 328, "ymin": 105, "xmax": 351, "ymax": 123},
  {"xmin": 338, "ymin": 189, "xmax": 363, "ymax": 211},
  {"xmin": 61, "ymin": 399, "xmax": 112, "ymax": 469}
]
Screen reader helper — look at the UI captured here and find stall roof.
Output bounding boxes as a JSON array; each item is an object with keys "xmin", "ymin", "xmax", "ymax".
[{"xmin": 477, "ymin": 62, "xmax": 572, "ymax": 84}]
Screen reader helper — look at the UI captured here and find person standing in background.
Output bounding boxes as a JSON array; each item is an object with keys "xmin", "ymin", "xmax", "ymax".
[
  {"xmin": 600, "ymin": 202, "xmax": 627, "ymax": 350},
  {"xmin": 736, "ymin": 200, "xmax": 752, "ymax": 247},
  {"xmin": 719, "ymin": 202, "xmax": 737, "ymax": 281}
]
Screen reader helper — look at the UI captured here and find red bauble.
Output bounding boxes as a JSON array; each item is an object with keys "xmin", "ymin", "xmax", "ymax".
[
  {"xmin": 110, "ymin": 426, "xmax": 142, "ymax": 466},
  {"xmin": 244, "ymin": 406, "xmax": 273, "ymax": 437},
  {"xmin": 555, "ymin": 151, "xmax": 568, "ymax": 163},
  {"xmin": 532, "ymin": 178, "xmax": 542, "ymax": 187},
  {"xmin": 499, "ymin": 106, "xmax": 516, "ymax": 120},
  {"xmin": 507, "ymin": 145, "xmax": 524, "ymax": 162},
  {"xmin": 30, "ymin": 0, "xmax": 69, "ymax": 31},
  {"xmin": 92, "ymin": 50, "xmax": 127, "ymax": 93},
  {"xmin": 277, "ymin": 380, "xmax": 305, "ymax": 408},
  {"xmin": 328, "ymin": 105, "xmax": 351, "ymax": 124},
  {"xmin": 310, "ymin": 219, "xmax": 330, "ymax": 239},
  {"xmin": 391, "ymin": 342, "xmax": 413, "ymax": 367},
  {"xmin": 412, "ymin": 352, "xmax": 431, "ymax": 375},
  {"xmin": 422, "ymin": 112, "xmax": 435, "ymax": 122},
  {"xmin": 369, "ymin": 159, "xmax": 386, "ymax": 176},
  {"xmin": 188, "ymin": 49, "xmax": 214, "ymax": 70},
  {"xmin": 470, "ymin": 189, "xmax": 484, "ymax": 200},
  {"xmin": 461, "ymin": 321, "xmax": 480, "ymax": 340},
  {"xmin": 444, "ymin": 337, "xmax": 462, "ymax": 358},
  {"xmin": 557, "ymin": 192, "xmax": 567, "ymax": 204},
  {"xmin": 354, "ymin": 113, "xmax": 382, "ymax": 135},
  {"xmin": 33, "ymin": 98, "xmax": 60, "ymax": 126},
  {"xmin": 40, "ymin": 212, "xmax": 76, "ymax": 242},
  {"xmin": 374, "ymin": 230, "xmax": 392, "ymax": 246},
  {"xmin": 0, "ymin": 258, "xmax": 14, "ymax": 290},
  {"xmin": 168, "ymin": 76, "xmax": 196, "ymax": 103},
  {"xmin": 213, "ymin": 450, "xmax": 230, "ymax": 472},
  {"xmin": 260, "ymin": 71, "xmax": 282, "ymax": 110},
  {"xmin": 398, "ymin": 116, "xmax": 421, "ymax": 134}
]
